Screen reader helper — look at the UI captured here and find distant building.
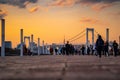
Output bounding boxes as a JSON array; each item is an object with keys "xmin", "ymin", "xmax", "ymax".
[{"xmin": 5, "ymin": 41, "xmax": 12, "ymax": 48}]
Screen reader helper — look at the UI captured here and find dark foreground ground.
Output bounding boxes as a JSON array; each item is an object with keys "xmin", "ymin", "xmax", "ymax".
[{"xmin": 0, "ymin": 55, "xmax": 120, "ymax": 80}]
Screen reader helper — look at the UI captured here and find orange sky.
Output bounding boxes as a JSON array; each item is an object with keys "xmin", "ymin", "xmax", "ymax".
[{"xmin": 0, "ymin": 0, "xmax": 120, "ymax": 48}]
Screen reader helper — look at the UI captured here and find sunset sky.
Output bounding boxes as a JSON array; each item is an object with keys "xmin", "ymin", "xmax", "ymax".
[{"xmin": 0, "ymin": 0, "xmax": 120, "ymax": 48}]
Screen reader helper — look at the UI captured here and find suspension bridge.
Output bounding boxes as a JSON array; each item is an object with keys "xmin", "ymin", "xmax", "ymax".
[{"xmin": 67, "ymin": 28, "xmax": 109, "ymax": 44}]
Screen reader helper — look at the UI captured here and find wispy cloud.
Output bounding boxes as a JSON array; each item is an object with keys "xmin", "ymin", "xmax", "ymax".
[
  {"xmin": 50, "ymin": 0, "xmax": 75, "ymax": 7},
  {"xmin": 76, "ymin": 0, "xmax": 120, "ymax": 5},
  {"xmin": 49, "ymin": 0, "xmax": 120, "ymax": 11},
  {"xmin": 76, "ymin": 0, "xmax": 120, "ymax": 11},
  {"xmin": 91, "ymin": 3, "xmax": 113, "ymax": 11},
  {"xmin": 0, "ymin": 0, "xmax": 38, "ymax": 8},
  {"xmin": 80, "ymin": 17, "xmax": 108, "ymax": 25},
  {"xmin": 115, "ymin": 12, "xmax": 120, "ymax": 16},
  {"xmin": 28, "ymin": 6, "xmax": 49, "ymax": 13},
  {"xmin": 0, "ymin": 9, "xmax": 7, "ymax": 19},
  {"xmin": 80, "ymin": 17, "xmax": 99, "ymax": 24},
  {"xmin": 109, "ymin": 11, "xmax": 120, "ymax": 18},
  {"xmin": 111, "ymin": 12, "xmax": 120, "ymax": 16},
  {"xmin": 29, "ymin": 6, "xmax": 39, "ymax": 13}
]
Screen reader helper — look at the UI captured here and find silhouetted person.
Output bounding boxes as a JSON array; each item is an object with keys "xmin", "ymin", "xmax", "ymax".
[
  {"xmin": 55, "ymin": 48, "xmax": 58, "ymax": 55},
  {"xmin": 50, "ymin": 46, "xmax": 53, "ymax": 55},
  {"xmin": 81, "ymin": 45, "xmax": 85, "ymax": 55},
  {"xmin": 87, "ymin": 46, "xmax": 90, "ymax": 55},
  {"xmin": 65, "ymin": 41, "xmax": 70, "ymax": 55},
  {"xmin": 113, "ymin": 40, "xmax": 118, "ymax": 57},
  {"xmin": 70, "ymin": 44, "xmax": 75, "ymax": 55},
  {"xmin": 96, "ymin": 35, "xmax": 104, "ymax": 58},
  {"xmin": 104, "ymin": 41, "xmax": 109, "ymax": 56},
  {"xmin": 28, "ymin": 49, "xmax": 32, "ymax": 55},
  {"xmin": 60, "ymin": 47, "xmax": 66, "ymax": 55},
  {"xmin": 23, "ymin": 44, "xmax": 27, "ymax": 55}
]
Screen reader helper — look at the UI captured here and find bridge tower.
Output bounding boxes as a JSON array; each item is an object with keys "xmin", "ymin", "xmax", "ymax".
[
  {"xmin": 86, "ymin": 28, "xmax": 94, "ymax": 46},
  {"xmin": 24, "ymin": 36, "xmax": 30, "ymax": 48}
]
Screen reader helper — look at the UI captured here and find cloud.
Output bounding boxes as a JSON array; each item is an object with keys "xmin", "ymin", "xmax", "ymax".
[
  {"xmin": 0, "ymin": 9, "xmax": 7, "ymax": 19},
  {"xmin": 75, "ymin": 0, "xmax": 120, "ymax": 11},
  {"xmin": 80, "ymin": 17, "xmax": 99, "ymax": 24},
  {"xmin": 91, "ymin": 3, "xmax": 113, "ymax": 11},
  {"xmin": 76, "ymin": 0, "xmax": 120, "ymax": 5},
  {"xmin": 115, "ymin": 12, "xmax": 120, "ymax": 16},
  {"xmin": 110, "ymin": 12, "xmax": 120, "ymax": 17},
  {"xmin": 29, "ymin": 6, "xmax": 39, "ymax": 13},
  {"xmin": 112, "ymin": 12, "xmax": 120, "ymax": 16},
  {"xmin": 50, "ymin": 0, "xmax": 120, "ymax": 11},
  {"xmin": 28, "ymin": 6, "xmax": 49, "ymax": 13},
  {"xmin": 80, "ymin": 17, "xmax": 107, "ymax": 25},
  {"xmin": 0, "ymin": 0, "xmax": 38, "ymax": 8},
  {"xmin": 50, "ymin": 0, "xmax": 75, "ymax": 7}
]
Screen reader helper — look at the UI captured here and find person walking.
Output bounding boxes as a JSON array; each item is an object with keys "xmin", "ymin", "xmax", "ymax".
[
  {"xmin": 50, "ymin": 46, "xmax": 53, "ymax": 55},
  {"xmin": 113, "ymin": 40, "xmax": 118, "ymax": 57},
  {"xmin": 87, "ymin": 46, "xmax": 90, "ymax": 55},
  {"xmin": 104, "ymin": 41, "xmax": 109, "ymax": 56},
  {"xmin": 65, "ymin": 41, "xmax": 70, "ymax": 55},
  {"xmin": 81, "ymin": 45, "xmax": 85, "ymax": 55},
  {"xmin": 96, "ymin": 34, "xmax": 104, "ymax": 58}
]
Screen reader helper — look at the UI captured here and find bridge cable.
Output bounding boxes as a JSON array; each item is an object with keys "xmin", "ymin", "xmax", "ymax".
[
  {"xmin": 67, "ymin": 29, "xmax": 86, "ymax": 41},
  {"xmin": 70, "ymin": 33, "xmax": 86, "ymax": 42}
]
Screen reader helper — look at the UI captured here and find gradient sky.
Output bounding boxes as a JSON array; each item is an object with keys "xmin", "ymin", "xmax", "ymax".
[{"xmin": 0, "ymin": 0, "xmax": 120, "ymax": 48}]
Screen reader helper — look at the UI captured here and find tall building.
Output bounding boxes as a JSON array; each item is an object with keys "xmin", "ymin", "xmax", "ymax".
[{"xmin": 5, "ymin": 41, "xmax": 12, "ymax": 48}]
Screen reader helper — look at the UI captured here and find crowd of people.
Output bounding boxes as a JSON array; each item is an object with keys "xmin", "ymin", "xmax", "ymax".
[
  {"xmin": 95, "ymin": 34, "xmax": 119, "ymax": 58},
  {"xmin": 23, "ymin": 34, "xmax": 119, "ymax": 58},
  {"xmin": 59, "ymin": 34, "xmax": 119, "ymax": 58}
]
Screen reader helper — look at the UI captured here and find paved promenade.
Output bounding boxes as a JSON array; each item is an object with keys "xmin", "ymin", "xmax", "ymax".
[{"xmin": 0, "ymin": 55, "xmax": 120, "ymax": 80}]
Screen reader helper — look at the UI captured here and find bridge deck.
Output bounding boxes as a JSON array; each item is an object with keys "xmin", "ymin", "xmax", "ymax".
[{"xmin": 0, "ymin": 55, "xmax": 120, "ymax": 80}]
